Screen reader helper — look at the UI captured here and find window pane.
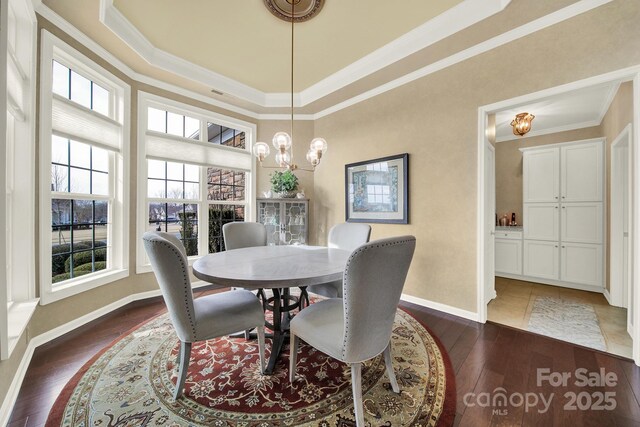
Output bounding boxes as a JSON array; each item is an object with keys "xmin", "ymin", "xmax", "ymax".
[
  {"xmin": 70, "ymin": 70, "xmax": 91, "ymax": 108},
  {"xmin": 166, "ymin": 162, "xmax": 183, "ymax": 181},
  {"xmin": 51, "ymin": 135, "xmax": 68, "ymax": 165},
  {"xmin": 166, "ymin": 180, "xmax": 183, "ymax": 199},
  {"xmin": 148, "ymin": 107, "xmax": 166, "ymax": 132},
  {"xmin": 148, "ymin": 203, "xmax": 166, "ymax": 231},
  {"xmin": 92, "ymin": 82, "xmax": 109, "ymax": 116},
  {"xmin": 167, "ymin": 112, "xmax": 183, "ymax": 137},
  {"xmin": 92, "ymin": 171, "xmax": 109, "ymax": 196},
  {"xmin": 147, "ymin": 179, "xmax": 166, "ymax": 198},
  {"xmin": 73, "ymin": 200, "xmax": 93, "ymax": 224},
  {"xmin": 92, "ymin": 146, "xmax": 109, "ymax": 172},
  {"xmin": 147, "ymin": 159, "xmax": 166, "ymax": 179},
  {"xmin": 95, "ymin": 200, "xmax": 108, "ymax": 226},
  {"xmin": 185, "ymin": 164, "xmax": 199, "ymax": 182},
  {"xmin": 52, "ymin": 61, "xmax": 69, "ymax": 97},
  {"xmin": 208, "ymin": 204, "xmax": 245, "ymax": 253},
  {"xmin": 180, "ymin": 204, "xmax": 198, "ymax": 256},
  {"xmin": 207, "ymin": 123, "xmax": 222, "ymax": 144},
  {"xmin": 51, "ymin": 165, "xmax": 68, "ymax": 192},
  {"xmin": 69, "ymin": 140, "xmax": 91, "ymax": 169},
  {"xmin": 51, "ymin": 199, "xmax": 71, "ymax": 226},
  {"xmin": 185, "ymin": 117, "xmax": 200, "ymax": 139},
  {"xmin": 207, "ymin": 168, "xmax": 245, "ymax": 201},
  {"xmin": 184, "ymin": 182, "xmax": 199, "ymax": 200},
  {"xmin": 70, "ymin": 167, "xmax": 90, "ymax": 194}
]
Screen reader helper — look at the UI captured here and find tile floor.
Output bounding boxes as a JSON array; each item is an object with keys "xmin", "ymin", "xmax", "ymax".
[{"xmin": 488, "ymin": 277, "xmax": 633, "ymax": 358}]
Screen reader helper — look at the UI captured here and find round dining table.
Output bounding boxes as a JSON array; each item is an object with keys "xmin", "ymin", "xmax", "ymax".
[{"xmin": 192, "ymin": 245, "xmax": 351, "ymax": 374}]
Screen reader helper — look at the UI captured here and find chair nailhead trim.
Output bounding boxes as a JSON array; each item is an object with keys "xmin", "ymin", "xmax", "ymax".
[
  {"xmin": 341, "ymin": 238, "xmax": 415, "ymax": 359},
  {"xmin": 145, "ymin": 239, "xmax": 197, "ymax": 338}
]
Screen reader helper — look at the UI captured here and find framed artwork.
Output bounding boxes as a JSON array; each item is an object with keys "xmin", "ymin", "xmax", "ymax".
[{"xmin": 345, "ymin": 153, "xmax": 409, "ymax": 224}]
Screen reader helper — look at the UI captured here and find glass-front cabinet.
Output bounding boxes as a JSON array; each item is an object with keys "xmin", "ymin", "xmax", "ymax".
[{"xmin": 258, "ymin": 199, "xmax": 308, "ymax": 245}]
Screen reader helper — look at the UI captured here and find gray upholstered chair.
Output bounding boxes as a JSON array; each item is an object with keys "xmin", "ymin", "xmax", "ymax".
[
  {"xmin": 222, "ymin": 222, "xmax": 267, "ymax": 250},
  {"xmin": 289, "ymin": 236, "xmax": 416, "ymax": 427},
  {"xmin": 307, "ymin": 223, "xmax": 372, "ymax": 298},
  {"xmin": 143, "ymin": 231, "xmax": 265, "ymax": 400}
]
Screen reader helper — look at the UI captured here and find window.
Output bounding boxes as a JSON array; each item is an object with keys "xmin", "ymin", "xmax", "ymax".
[
  {"xmin": 39, "ymin": 31, "xmax": 130, "ymax": 304},
  {"xmin": 1, "ymin": 0, "xmax": 37, "ymax": 359},
  {"xmin": 137, "ymin": 92, "xmax": 256, "ymax": 272}
]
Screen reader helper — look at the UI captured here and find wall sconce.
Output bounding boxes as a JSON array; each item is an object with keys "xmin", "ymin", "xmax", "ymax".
[{"xmin": 510, "ymin": 112, "xmax": 535, "ymax": 136}]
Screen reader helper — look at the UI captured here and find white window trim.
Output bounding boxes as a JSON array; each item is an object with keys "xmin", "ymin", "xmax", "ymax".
[
  {"xmin": 1, "ymin": 0, "xmax": 38, "ymax": 360},
  {"xmin": 136, "ymin": 91, "xmax": 257, "ymax": 274},
  {"xmin": 39, "ymin": 30, "xmax": 130, "ymax": 305}
]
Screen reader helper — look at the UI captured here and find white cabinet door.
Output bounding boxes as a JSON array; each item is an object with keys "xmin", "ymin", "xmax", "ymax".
[
  {"xmin": 561, "ymin": 142, "xmax": 603, "ymax": 202},
  {"xmin": 524, "ymin": 203, "xmax": 559, "ymax": 241},
  {"xmin": 495, "ymin": 239, "xmax": 522, "ymax": 276},
  {"xmin": 524, "ymin": 240, "xmax": 559, "ymax": 280},
  {"xmin": 523, "ymin": 148, "xmax": 559, "ymax": 202},
  {"xmin": 561, "ymin": 202, "xmax": 603, "ymax": 244},
  {"xmin": 561, "ymin": 243, "xmax": 603, "ymax": 286}
]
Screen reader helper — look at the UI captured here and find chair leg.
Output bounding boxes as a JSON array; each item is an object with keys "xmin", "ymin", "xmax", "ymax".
[
  {"xmin": 244, "ymin": 329, "xmax": 252, "ymax": 340},
  {"xmin": 351, "ymin": 363, "xmax": 365, "ymax": 427},
  {"xmin": 174, "ymin": 341, "xmax": 192, "ymax": 400},
  {"xmin": 256, "ymin": 326, "xmax": 266, "ymax": 374},
  {"xmin": 383, "ymin": 342, "xmax": 400, "ymax": 393},
  {"xmin": 289, "ymin": 334, "xmax": 299, "ymax": 383}
]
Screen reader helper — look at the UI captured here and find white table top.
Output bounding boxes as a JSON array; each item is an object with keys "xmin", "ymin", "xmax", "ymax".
[{"xmin": 192, "ymin": 245, "xmax": 351, "ymax": 290}]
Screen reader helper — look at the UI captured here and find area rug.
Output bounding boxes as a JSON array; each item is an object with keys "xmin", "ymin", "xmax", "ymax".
[
  {"xmin": 527, "ymin": 296, "xmax": 607, "ymax": 351},
  {"xmin": 46, "ymin": 307, "xmax": 455, "ymax": 427}
]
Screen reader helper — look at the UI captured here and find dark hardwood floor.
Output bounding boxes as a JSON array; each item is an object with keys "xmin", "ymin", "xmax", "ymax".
[{"xmin": 7, "ymin": 290, "xmax": 640, "ymax": 426}]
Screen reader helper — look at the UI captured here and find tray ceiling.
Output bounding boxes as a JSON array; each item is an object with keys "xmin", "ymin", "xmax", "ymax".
[{"xmin": 110, "ymin": 0, "xmax": 465, "ymax": 93}]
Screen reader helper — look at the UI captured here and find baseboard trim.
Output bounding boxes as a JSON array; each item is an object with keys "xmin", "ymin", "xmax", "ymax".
[
  {"xmin": 603, "ymin": 288, "xmax": 612, "ymax": 305},
  {"xmin": 0, "ymin": 281, "xmax": 210, "ymax": 426},
  {"xmin": 401, "ymin": 293, "xmax": 480, "ymax": 322}
]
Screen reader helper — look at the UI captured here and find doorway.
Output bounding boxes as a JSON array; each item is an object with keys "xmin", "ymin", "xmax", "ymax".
[
  {"xmin": 611, "ymin": 124, "xmax": 633, "ymax": 335},
  {"xmin": 476, "ymin": 68, "xmax": 640, "ymax": 365}
]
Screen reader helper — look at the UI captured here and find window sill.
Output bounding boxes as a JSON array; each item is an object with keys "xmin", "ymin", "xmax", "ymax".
[
  {"xmin": 40, "ymin": 268, "xmax": 129, "ymax": 305},
  {"xmin": 4, "ymin": 299, "xmax": 39, "ymax": 359}
]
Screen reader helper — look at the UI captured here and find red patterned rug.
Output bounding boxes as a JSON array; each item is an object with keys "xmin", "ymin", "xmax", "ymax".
[{"xmin": 46, "ymin": 307, "xmax": 455, "ymax": 426}]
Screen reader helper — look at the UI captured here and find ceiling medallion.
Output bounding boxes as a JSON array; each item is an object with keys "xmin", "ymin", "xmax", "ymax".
[{"xmin": 264, "ymin": 0, "xmax": 324, "ymax": 23}]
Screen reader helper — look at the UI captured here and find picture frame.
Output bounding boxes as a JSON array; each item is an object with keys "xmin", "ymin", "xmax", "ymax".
[{"xmin": 345, "ymin": 153, "xmax": 409, "ymax": 224}]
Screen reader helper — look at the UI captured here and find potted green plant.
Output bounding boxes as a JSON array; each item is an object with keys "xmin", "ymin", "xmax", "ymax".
[{"xmin": 270, "ymin": 170, "xmax": 299, "ymax": 198}]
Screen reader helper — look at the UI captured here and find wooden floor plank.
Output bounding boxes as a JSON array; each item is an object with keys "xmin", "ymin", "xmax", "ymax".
[{"xmin": 7, "ymin": 297, "xmax": 640, "ymax": 427}]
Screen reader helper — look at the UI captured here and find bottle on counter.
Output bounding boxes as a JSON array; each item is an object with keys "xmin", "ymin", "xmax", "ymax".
[{"xmin": 511, "ymin": 212, "xmax": 517, "ymax": 226}]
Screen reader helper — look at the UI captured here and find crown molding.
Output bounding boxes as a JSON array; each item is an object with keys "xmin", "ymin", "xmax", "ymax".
[
  {"xmin": 312, "ymin": 0, "xmax": 614, "ymax": 120},
  {"xmin": 596, "ymin": 81, "xmax": 622, "ymax": 124},
  {"xmin": 98, "ymin": 0, "xmax": 512, "ymax": 108},
  {"xmin": 33, "ymin": 0, "xmax": 614, "ymax": 121}
]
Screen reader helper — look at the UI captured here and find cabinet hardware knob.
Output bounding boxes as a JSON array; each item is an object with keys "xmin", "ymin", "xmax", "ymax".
[
  {"xmin": 562, "ymin": 196, "xmax": 565, "ymax": 199},
  {"xmin": 555, "ymin": 245, "xmax": 558, "ymax": 248},
  {"xmin": 555, "ymin": 196, "xmax": 558, "ymax": 199},
  {"xmin": 562, "ymin": 206, "xmax": 565, "ymax": 209},
  {"xmin": 562, "ymin": 246, "xmax": 566, "ymax": 248}
]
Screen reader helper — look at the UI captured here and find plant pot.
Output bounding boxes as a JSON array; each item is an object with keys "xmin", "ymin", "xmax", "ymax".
[{"xmin": 274, "ymin": 191, "xmax": 295, "ymax": 198}]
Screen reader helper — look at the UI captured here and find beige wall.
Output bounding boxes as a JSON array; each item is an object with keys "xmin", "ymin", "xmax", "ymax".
[
  {"xmin": 313, "ymin": 0, "xmax": 640, "ymax": 312},
  {"xmin": 602, "ymin": 82, "xmax": 634, "ymax": 291},
  {"xmin": 495, "ymin": 126, "xmax": 603, "ymax": 223},
  {"xmin": 256, "ymin": 120, "xmax": 317, "ymax": 243}
]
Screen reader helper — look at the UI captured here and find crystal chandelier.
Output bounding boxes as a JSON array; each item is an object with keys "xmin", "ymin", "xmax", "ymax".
[{"xmin": 252, "ymin": 0, "xmax": 327, "ymax": 171}]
